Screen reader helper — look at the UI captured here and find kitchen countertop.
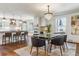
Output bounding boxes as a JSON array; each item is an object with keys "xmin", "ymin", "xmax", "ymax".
[{"xmin": 0, "ymin": 30, "xmax": 27, "ymax": 33}]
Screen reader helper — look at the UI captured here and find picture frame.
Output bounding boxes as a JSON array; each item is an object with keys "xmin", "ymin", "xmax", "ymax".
[{"xmin": 71, "ymin": 15, "xmax": 79, "ymax": 35}]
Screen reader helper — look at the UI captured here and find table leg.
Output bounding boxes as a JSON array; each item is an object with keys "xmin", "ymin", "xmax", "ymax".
[
  {"xmin": 75, "ymin": 43, "xmax": 79, "ymax": 56},
  {"xmin": 46, "ymin": 40, "xmax": 50, "ymax": 56}
]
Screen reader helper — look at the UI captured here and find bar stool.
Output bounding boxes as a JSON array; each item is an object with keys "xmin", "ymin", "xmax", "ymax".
[
  {"xmin": 2, "ymin": 32, "xmax": 12, "ymax": 45},
  {"xmin": 13, "ymin": 31, "xmax": 21, "ymax": 44},
  {"xmin": 21, "ymin": 31, "xmax": 28, "ymax": 43}
]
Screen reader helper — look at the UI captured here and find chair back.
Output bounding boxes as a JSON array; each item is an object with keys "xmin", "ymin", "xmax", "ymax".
[
  {"xmin": 5, "ymin": 32, "xmax": 12, "ymax": 37},
  {"xmin": 24, "ymin": 31, "xmax": 28, "ymax": 35},
  {"xmin": 63, "ymin": 35, "xmax": 67, "ymax": 42},
  {"xmin": 16, "ymin": 31, "xmax": 21, "ymax": 35},
  {"xmin": 51, "ymin": 35, "xmax": 64, "ymax": 45},
  {"xmin": 31, "ymin": 36, "xmax": 45, "ymax": 47}
]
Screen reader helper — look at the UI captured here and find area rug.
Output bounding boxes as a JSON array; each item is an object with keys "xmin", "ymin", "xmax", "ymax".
[{"xmin": 14, "ymin": 43, "xmax": 76, "ymax": 56}]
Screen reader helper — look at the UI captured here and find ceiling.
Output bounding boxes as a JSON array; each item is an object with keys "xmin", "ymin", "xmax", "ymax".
[{"xmin": 0, "ymin": 3, "xmax": 79, "ymax": 17}]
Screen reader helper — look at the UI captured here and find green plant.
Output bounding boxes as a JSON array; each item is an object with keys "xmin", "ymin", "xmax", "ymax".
[{"xmin": 47, "ymin": 24, "xmax": 51, "ymax": 33}]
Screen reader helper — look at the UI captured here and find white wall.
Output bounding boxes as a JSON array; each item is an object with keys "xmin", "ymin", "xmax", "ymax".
[{"xmin": 55, "ymin": 12, "xmax": 79, "ymax": 42}]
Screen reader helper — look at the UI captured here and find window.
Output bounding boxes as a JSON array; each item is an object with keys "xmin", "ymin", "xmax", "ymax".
[
  {"xmin": 26, "ymin": 19, "xmax": 35, "ymax": 33},
  {"xmin": 0, "ymin": 19, "xmax": 2, "ymax": 28},
  {"xmin": 0, "ymin": 15, "xmax": 35, "ymax": 32},
  {"xmin": 56, "ymin": 17, "xmax": 66, "ymax": 32},
  {"xmin": 0, "ymin": 19, "xmax": 10, "ymax": 30}
]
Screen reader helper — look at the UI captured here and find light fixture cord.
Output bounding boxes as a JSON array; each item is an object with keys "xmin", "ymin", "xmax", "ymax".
[{"xmin": 48, "ymin": 5, "xmax": 50, "ymax": 13}]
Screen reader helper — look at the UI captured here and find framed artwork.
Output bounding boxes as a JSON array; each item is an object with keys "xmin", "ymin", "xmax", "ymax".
[{"xmin": 71, "ymin": 15, "xmax": 79, "ymax": 35}]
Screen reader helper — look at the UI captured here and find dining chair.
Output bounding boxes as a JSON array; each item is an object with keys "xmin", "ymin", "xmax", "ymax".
[
  {"xmin": 50, "ymin": 35, "xmax": 64, "ymax": 56},
  {"xmin": 2, "ymin": 32, "xmax": 12, "ymax": 45},
  {"xmin": 30, "ymin": 36, "xmax": 46, "ymax": 56}
]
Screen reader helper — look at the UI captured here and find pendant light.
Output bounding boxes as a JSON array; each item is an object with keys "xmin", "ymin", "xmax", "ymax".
[{"xmin": 44, "ymin": 5, "xmax": 53, "ymax": 20}]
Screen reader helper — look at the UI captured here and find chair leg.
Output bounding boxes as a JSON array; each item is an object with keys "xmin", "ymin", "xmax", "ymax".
[
  {"xmin": 50, "ymin": 44, "xmax": 52, "ymax": 53},
  {"xmin": 44, "ymin": 45, "xmax": 46, "ymax": 55},
  {"xmin": 60, "ymin": 46, "xmax": 63, "ymax": 56},
  {"xmin": 62, "ymin": 45, "xmax": 65, "ymax": 52},
  {"xmin": 65, "ymin": 42, "xmax": 68, "ymax": 50},
  {"xmin": 36, "ymin": 47, "xmax": 39, "ymax": 56},
  {"xmin": 54, "ymin": 45, "xmax": 56, "ymax": 49},
  {"xmin": 30, "ymin": 46, "xmax": 33, "ymax": 54}
]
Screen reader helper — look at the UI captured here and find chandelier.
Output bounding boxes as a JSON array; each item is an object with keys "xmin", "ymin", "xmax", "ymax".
[
  {"xmin": 10, "ymin": 14, "xmax": 16, "ymax": 26},
  {"xmin": 44, "ymin": 5, "xmax": 53, "ymax": 20},
  {"xmin": 10, "ymin": 19, "xmax": 16, "ymax": 26}
]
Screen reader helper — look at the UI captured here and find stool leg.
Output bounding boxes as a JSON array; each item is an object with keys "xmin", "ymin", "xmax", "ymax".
[
  {"xmin": 13, "ymin": 36, "xmax": 16, "ymax": 45},
  {"xmin": 13, "ymin": 36, "xmax": 14, "ymax": 44},
  {"xmin": 24, "ymin": 35, "xmax": 26, "ymax": 43},
  {"xmin": 18, "ymin": 36, "xmax": 19, "ymax": 43},
  {"xmin": 11, "ymin": 36, "xmax": 12, "ymax": 44},
  {"xmin": 9, "ymin": 37, "xmax": 10, "ymax": 44},
  {"xmin": 21, "ymin": 35, "xmax": 22, "ymax": 43},
  {"xmin": 2, "ymin": 36, "xmax": 4, "ymax": 45},
  {"xmin": 5, "ymin": 37, "xmax": 6, "ymax": 45}
]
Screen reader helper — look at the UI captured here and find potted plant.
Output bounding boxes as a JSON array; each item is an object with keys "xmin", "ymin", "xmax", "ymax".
[{"xmin": 47, "ymin": 24, "xmax": 51, "ymax": 37}]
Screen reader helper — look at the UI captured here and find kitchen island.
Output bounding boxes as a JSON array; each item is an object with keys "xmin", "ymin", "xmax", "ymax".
[{"xmin": 0, "ymin": 28, "xmax": 28, "ymax": 45}]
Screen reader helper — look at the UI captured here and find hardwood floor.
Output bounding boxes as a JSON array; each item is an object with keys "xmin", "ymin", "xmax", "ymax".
[
  {"xmin": 0, "ymin": 41, "xmax": 27, "ymax": 56},
  {"xmin": 0, "ymin": 40, "xmax": 77, "ymax": 56}
]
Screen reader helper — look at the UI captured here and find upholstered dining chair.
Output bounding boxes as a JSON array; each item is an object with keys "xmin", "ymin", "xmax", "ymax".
[
  {"xmin": 30, "ymin": 36, "xmax": 46, "ymax": 56},
  {"xmin": 50, "ymin": 35, "xmax": 65, "ymax": 56}
]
